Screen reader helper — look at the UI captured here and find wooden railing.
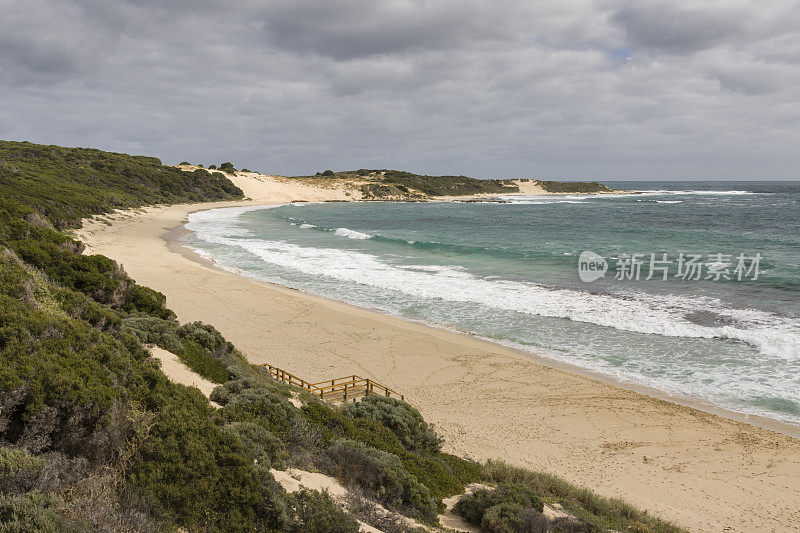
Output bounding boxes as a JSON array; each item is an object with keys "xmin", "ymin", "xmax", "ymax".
[{"xmin": 259, "ymin": 364, "xmax": 404, "ymax": 401}]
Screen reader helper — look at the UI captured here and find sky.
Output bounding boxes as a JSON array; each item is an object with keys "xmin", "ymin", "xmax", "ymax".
[{"xmin": 1, "ymin": 0, "xmax": 799, "ymax": 180}]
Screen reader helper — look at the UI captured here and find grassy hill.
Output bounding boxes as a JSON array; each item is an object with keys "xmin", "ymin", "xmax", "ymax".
[
  {"xmin": 297, "ymin": 169, "xmax": 614, "ymax": 199},
  {"xmin": 0, "ymin": 141, "xmax": 679, "ymax": 532},
  {"xmin": 0, "ymin": 140, "xmax": 243, "ymax": 228}
]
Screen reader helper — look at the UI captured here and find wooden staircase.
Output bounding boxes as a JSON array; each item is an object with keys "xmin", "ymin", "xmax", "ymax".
[{"xmin": 259, "ymin": 363, "xmax": 404, "ymax": 402}]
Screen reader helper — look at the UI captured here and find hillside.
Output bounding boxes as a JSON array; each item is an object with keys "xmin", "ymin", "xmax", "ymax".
[
  {"xmin": 0, "ymin": 141, "xmax": 678, "ymax": 532},
  {"xmin": 0, "ymin": 141, "xmax": 243, "ymax": 228},
  {"xmin": 294, "ymin": 169, "xmax": 615, "ymax": 200}
]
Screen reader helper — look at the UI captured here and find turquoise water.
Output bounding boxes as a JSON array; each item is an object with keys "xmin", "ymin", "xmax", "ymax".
[{"xmin": 184, "ymin": 182, "xmax": 800, "ymax": 425}]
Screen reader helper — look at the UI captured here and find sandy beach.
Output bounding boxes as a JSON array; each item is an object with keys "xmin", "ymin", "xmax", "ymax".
[{"xmin": 75, "ymin": 174, "xmax": 800, "ymax": 532}]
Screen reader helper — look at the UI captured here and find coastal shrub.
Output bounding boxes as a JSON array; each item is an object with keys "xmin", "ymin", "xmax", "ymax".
[
  {"xmin": 127, "ymin": 385, "xmax": 283, "ymax": 531},
  {"xmin": 0, "ymin": 448, "xmax": 43, "ymax": 494},
  {"xmin": 454, "ymin": 483, "xmax": 543, "ymax": 525},
  {"xmin": 344, "ymin": 396, "xmax": 441, "ymax": 452},
  {"xmin": 219, "ymin": 386, "xmax": 298, "ymax": 441},
  {"xmin": 177, "ymin": 321, "xmax": 254, "ymax": 378},
  {"xmin": 0, "ymin": 492, "xmax": 82, "ymax": 532},
  {"xmin": 219, "ymin": 162, "xmax": 237, "ymax": 174},
  {"xmin": 178, "ymin": 340, "xmax": 230, "ymax": 384},
  {"xmin": 289, "ymin": 488, "xmax": 359, "ymax": 533},
  {"xmin": 0, "ymin": 215, "xmax": 175, "ymax": 320},
  {"xmin": 222, "ymin": 421, "xmax": 288, "ymax": 470},
  {"xmin": 209, "ymin": 164, "xmax": 217, "ymax": 169},
  {"xmin": 481, "ymin": 460, "xmax": 683, "ymax": 533},
  {"xmin": 0, "ymin": 140, "xmax": 243, "ymax": 229},
  {"xmin": 536, "ymin": 180, "xmax": 611, "ymax": 193},
  {"xmin": 480, "ymin": 502, "xmax": 527, "ymax": 533},
  {"xmin": 321, "ymin": 169, "xmax": 335, "ymax": 176},
  {"xmin": 179, "ymin": 161, "xmax": 191, "ymax": 166},
  {"xmin": 122, "ymin": 315, "xmax": 183, "ymax": 353},
  {"xmin": 323, "ymin": 439, "xmax": 438, "ymax": 523},
  {"xmin": 303, "ymin": 401, "xmax": 480, "ymax": 499}
]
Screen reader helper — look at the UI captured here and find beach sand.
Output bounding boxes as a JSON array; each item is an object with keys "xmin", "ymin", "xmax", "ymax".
[{"xmin": 74, "ymin": 174, "xmax": 800, "ymax": 532}]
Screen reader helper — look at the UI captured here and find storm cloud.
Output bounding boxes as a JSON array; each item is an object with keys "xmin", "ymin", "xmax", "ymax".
[{"xmin": 1, "ymin": 0, "xmax": 798, "ymax": 179}]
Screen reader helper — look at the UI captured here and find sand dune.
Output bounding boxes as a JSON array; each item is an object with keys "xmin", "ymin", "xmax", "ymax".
[{"xmin": 76, "ymin": 200, "xmax": 800, "ymax": 532}]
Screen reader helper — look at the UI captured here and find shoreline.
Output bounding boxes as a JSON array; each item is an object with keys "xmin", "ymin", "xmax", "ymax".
[
  {"xmin": 168, "ymin": 206, "xmax": 800, "ymax": 440},
  {"xmin": 75, "ymin": 198, "xmax": 800, "ymax": 532}
]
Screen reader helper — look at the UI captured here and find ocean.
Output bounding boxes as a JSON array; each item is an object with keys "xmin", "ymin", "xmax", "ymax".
[{"xmin": 184, "ymin": 181, "xmax": 800, "ymax": 426}]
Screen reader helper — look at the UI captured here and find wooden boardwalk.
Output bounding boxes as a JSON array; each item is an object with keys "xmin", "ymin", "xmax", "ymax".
[{"xmin": 259, "ymin": 363, "xmax": 404, "ymax": 402}]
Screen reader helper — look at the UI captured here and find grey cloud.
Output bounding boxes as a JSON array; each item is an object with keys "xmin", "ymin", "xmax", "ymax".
[
  {"xmin": 611, "ymin": 3, "xmax": 748, "ymax": 55},
  {"xmin": 0, "ymin": 0, "xmax": 799, "ymax": 180},
  {"xmin": 256, "ymin": 1, "xmax": 506, "ymax": 60}
]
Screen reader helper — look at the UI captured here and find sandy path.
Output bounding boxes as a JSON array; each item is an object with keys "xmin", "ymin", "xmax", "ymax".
[{"xmin": 75, "ymin": 197, "xmax": 800, "ymax": 532}]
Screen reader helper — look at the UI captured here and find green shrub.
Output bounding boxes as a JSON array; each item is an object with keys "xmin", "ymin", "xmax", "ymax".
[
  {"xmin": 0, "ymin": 448, "xmax": 43, "ymax": 495},
  {"xmin": 127, "ymin": 386, "xmax": 283, "ymax": 531},
  {"xmin": 323, "ymin": 439, "xmax": 438, "ymax": 523},
  {"xmin": 481, "ymin": 502, "xmax": 526, "ymax": 533},
  {"xmin": 219, "ymin": 386, "xmax": 298, "ymax": 441},
  {"xmin": 454, "ymin": 483, "xmax": 543, "ymax": 526},
  {"xmin": 321, "ymin": 170, "xmax": 335, "ymax": 176},
  {"xmin": 223, "ymin": 422, "xmax": 288, "ymax": 470},
  {"xmin": 0, "ymin": 140, "xmax": 243, "ymax": 229},
  {"xmin": 178, "ymin": 340, "xmax": 230, "ymax": 384},
  {"xmin": 219, "ymin": 162, "xmax": 237, "ymax": 174},
  {"xmin": 345, "ymin": 396, "xmax": 440, "ymax": 452},
  {"xmin": 303, "ymin": 401, "xmax": 481, "ymax": 499},
  {"xmin": 122, "ymin": 316, "xmax": 183, "ymax": 353},
  {"xmin": 481, "ymin": 460, "xmax": 683, "ymax": 533},
  {"xmin": 289, "ymin": 488, "xmax": 359, "ymax": 533},
  {"xmin": 177, "ymin": 321, "xmax": 253, "ymax": 378},
  {"xmin": 0, "ymin": 492, "xmax": 82, "ymax": 533}
]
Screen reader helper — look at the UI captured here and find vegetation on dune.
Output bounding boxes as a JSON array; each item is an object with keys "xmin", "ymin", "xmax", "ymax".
[
  {"xmin": 0, "ymin": 140, "xmax": 678, "ymax": 532},
  {"xmin": 301, "ymin": 168, "xmax": 615, "ymax": 199},
  {"xmin": 0, "ymin": 140, "xmax": 243, "ymax": 229},
  {"xmin": 535, "ymin": 180, "xmax": 613, "ymax": 193}
]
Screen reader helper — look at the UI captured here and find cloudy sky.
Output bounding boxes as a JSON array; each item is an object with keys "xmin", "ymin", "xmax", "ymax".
[{"xmin": 1, "ymin": 0, "xmax": 799, "ymax": 180}]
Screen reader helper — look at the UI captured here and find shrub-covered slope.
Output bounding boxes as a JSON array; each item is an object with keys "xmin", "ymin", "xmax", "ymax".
[
  {"xmin": 0, "ymin": 140, "xmax": 243, "ymax": 228},
  {"xmin": 297, "ymin": 169, "xmax": 615, "ymax": 199},
  {"xmin": 0, "ymin": 141, "xmax": 680, "ymax": 532}
]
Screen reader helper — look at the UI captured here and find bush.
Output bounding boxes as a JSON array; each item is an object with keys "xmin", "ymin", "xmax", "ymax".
[
  {"xmin": 0, "ymin": 448, "xmax": 43, "ymax": 495},
  {"xmin": 222, "ymin": 422, "xmax": 288, "ymax": 470},
  {"xmin": 127, "ymin": 386, "xmax": 285, "ymax": 531},
  {"xmin": 122, "ymin": 315, "xmax": 183, "ymax": 353},
  {"xmin": 454, "ymin": 483, "xmax": 543, "ymax": 526},
  {"xmin": 345, "ymin": 396, "xmax": 440, "ymax": 452},
  {"xmin": 178, "ymin": 340, "xmax": 230, "ymax": 384},
  {"xmin": 481, "ymin": 460, "xmax": 683, "ymax": 532},
  {"xmin": 481, "ymin": 502, "xmax": 526, "ymax": 533},
  {"xmin": 219, "ymin": 162, "xmax": 237, "ymax": 174},
  {"xmin": 0, "ymin": 492, "xmax": 82, "ymax": 532},
  {"xmin": 219, "ymin": 386, "xmax": 298, "ymax": 441},
  {"xmin": 323, "ymin": 439, "xmax": 438, "ymax": 523},
  {"xmin": 177, "ymin": 322, "xmax": 253, "ymax": 378},
  {"xmin": 321, "ymin": 170, "xmax": 335, "ymax": 176},
  {"xmin": 289, "ymin": 488, "xmax": 359, "ymax": 533},
  {"xmin": 303, "ymin": 402, "xmax": 481, "ymax": 499},
  {"xmin": 0, "ymin": 140, "xmax": 243, "ymax": 229}
]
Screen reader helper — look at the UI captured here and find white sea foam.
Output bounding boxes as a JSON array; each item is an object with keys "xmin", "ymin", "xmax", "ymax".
[
  {"xmin": 186, "ymin": 207, "xmax": 800, "ymax": 362},
  {"xmin": 334, "ymin": 227, "xmax": 372, "ymax": 240},
  {"xmin": 299, "ymin": 223, "xmax": 316, "ymax": 229}
]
